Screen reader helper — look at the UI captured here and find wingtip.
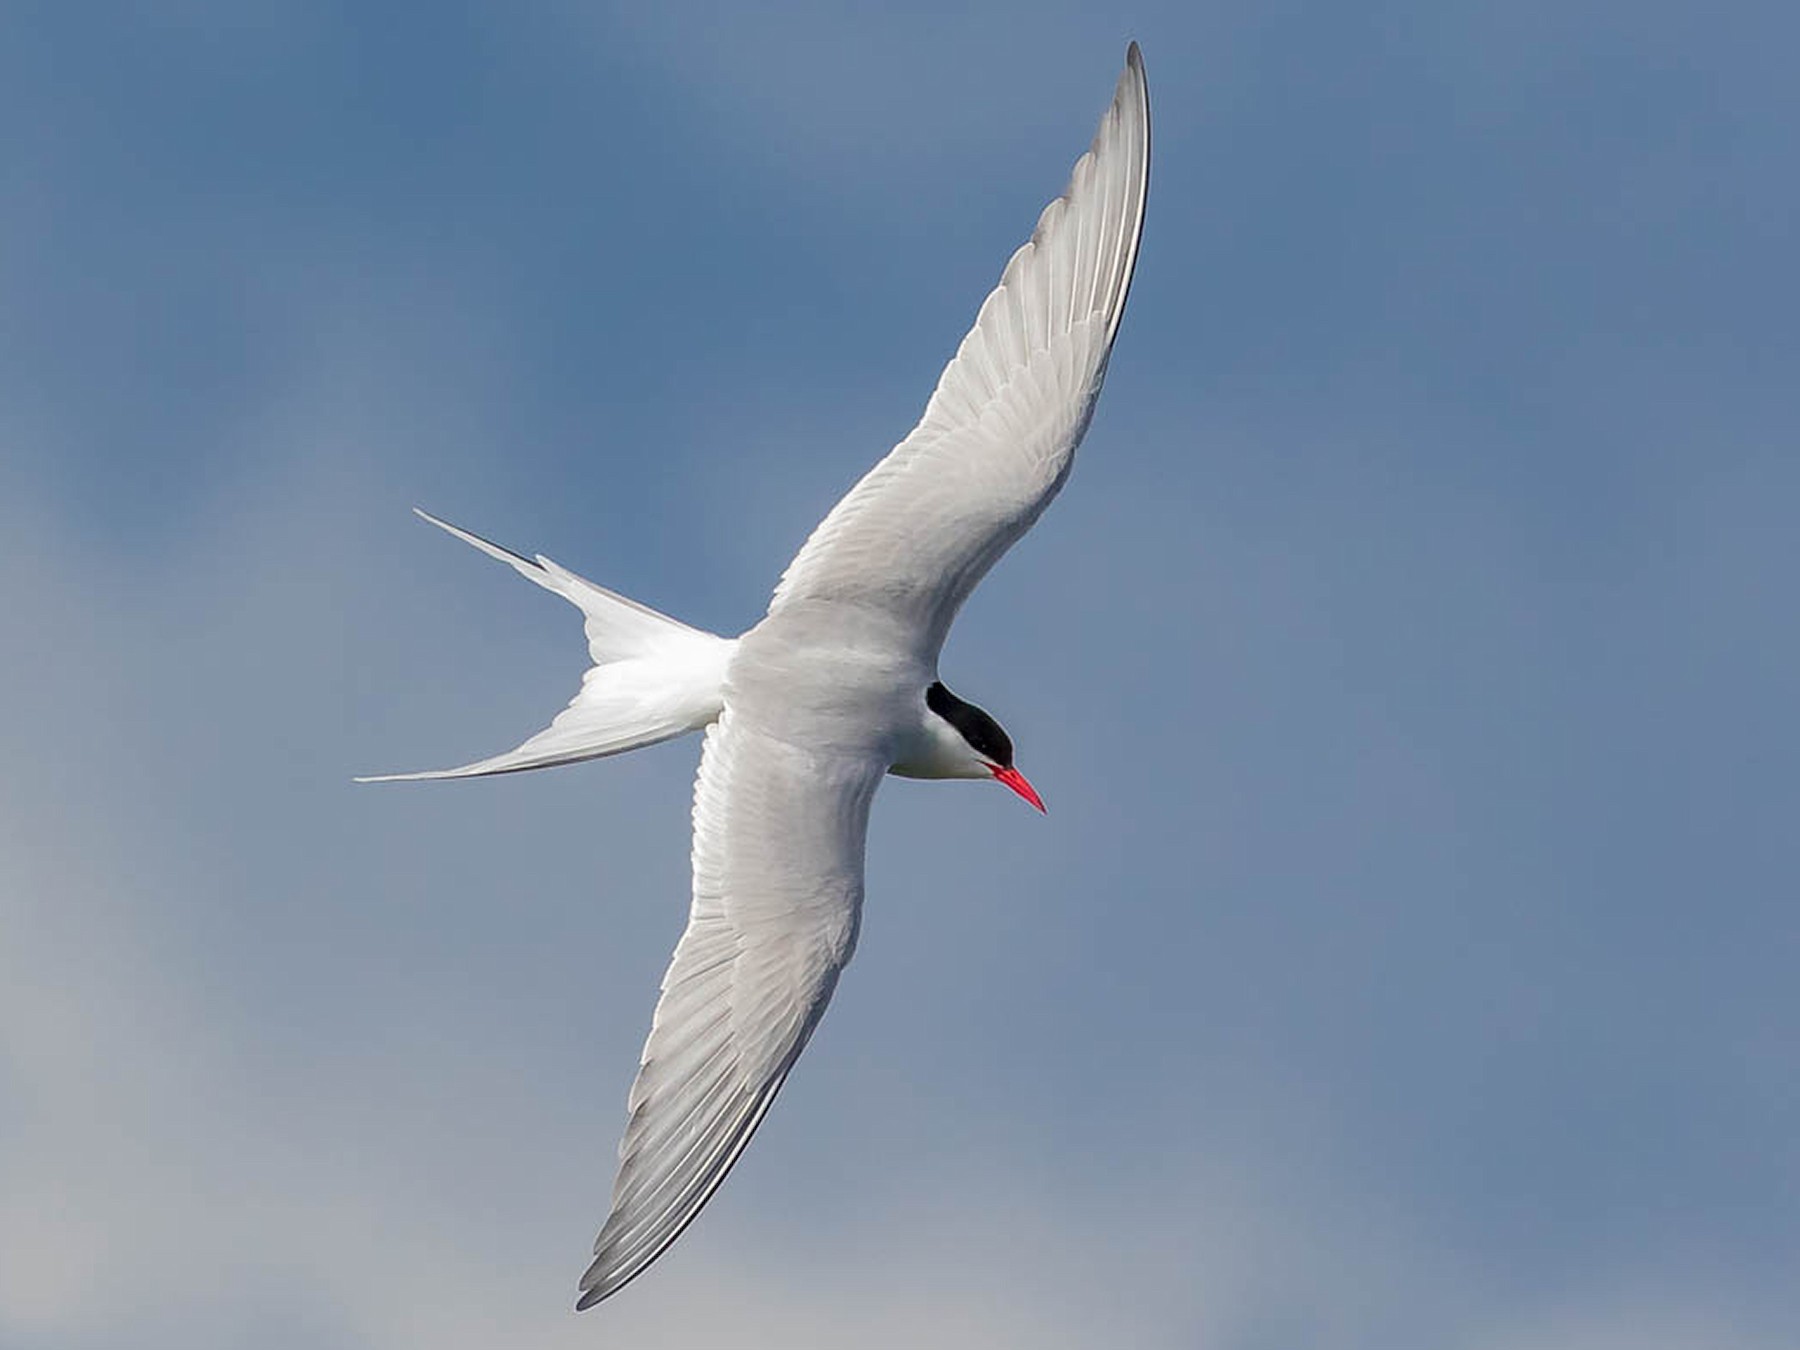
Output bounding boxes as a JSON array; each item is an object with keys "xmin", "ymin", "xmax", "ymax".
[
  {"xmin": 575, "ymin": 1259, "xmax": 621, "ymax": 1311},
  {"xmin": 1102, "ymin": 44, "xmax": 1148, "ymax": 165},
  {"xmin": 1120, "ymin": 41, "xmax": 1148, "ymax": 107},
  {"xmin": 573, "ymin": 1250, "xmax": 626, "ymax": 1310}
]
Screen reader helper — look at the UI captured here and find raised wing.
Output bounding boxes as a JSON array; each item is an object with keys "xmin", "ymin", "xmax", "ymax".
[
  {"xmin": 769, "ymin": 45, "xmax": 1150, "ymax": 652},
  {"xmin": 576, "ymin": 709, "xmax": 884, "ymax": 1307}
]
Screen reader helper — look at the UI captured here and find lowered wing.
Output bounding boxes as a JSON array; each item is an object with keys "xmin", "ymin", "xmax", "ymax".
[{"xmin": 576, "ymin": 707, "xmax": 885, "ymax": 1307}]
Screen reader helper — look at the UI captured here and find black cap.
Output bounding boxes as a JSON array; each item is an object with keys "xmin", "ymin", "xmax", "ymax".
[{"xmin": 926, "ymin": 681, "xmax": 1014, "ymax": 767}]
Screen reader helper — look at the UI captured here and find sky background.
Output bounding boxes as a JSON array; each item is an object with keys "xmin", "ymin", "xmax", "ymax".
[{"xmin": 3, "ymin": 4, "xmax": 1796, "ymax": 1347}]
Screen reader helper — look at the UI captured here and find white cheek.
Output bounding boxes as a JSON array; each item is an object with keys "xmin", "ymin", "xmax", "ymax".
[{"xmin": 890, "ymin": 716, "xmax": 994, "ymax": 780}]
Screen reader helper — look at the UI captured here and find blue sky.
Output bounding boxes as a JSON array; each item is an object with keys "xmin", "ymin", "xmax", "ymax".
[{"xmin": 3, "ymin": 5, "xmax": 1796, "ymax": 1347}]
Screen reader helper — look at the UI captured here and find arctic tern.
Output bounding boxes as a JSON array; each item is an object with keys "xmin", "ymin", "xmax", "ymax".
[{"xmin": 362, "ymin": 44, "xmax": 1150, "ymax": 1308}]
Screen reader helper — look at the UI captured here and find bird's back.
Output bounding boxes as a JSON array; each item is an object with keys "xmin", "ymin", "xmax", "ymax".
[{"xmin": 725, "ymin": 599, "xmax": 935, "ymax": 766}]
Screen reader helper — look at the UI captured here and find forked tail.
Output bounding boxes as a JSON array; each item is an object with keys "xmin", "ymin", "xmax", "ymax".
[{"xmin": 356, "ymin": 510, "xmax": 735, "ymax": 782}]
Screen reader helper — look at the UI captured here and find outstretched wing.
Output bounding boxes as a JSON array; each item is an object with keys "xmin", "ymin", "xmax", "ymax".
[
  {"xmin": 769, "ymin": 45, "xmax": 1151, "ymax": 654},
  {"xmin": 577, "ymin": 709, "xmax": 884, "ymax": 1308}
]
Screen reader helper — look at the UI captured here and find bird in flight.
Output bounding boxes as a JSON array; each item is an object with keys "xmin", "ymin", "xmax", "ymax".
[{"xmin": 362, "ymin": 43, "xmax": 1149, "ymax": 1309}]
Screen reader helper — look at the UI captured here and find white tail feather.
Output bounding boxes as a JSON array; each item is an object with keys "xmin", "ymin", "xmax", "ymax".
[{"xmin": 356, "ymin": 512, "xmax": 735, "ymax": 783}]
